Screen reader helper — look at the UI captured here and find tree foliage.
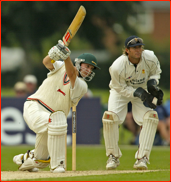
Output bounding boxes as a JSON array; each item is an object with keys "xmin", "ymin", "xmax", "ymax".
[
  {"xmin": 2, "ymin": 1, "xmax": 139, "ymax": 50},
  {"xmin": 2, "ymin": 1, "xmax": 169, "ymax": 90},
  {"xmin": 2, "ymin": 1, "xmax": 141, "ymax": 87}
]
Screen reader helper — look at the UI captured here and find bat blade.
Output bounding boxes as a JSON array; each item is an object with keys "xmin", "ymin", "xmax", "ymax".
[{"xmin": 63, "ymin": 6, "xmax": 86, "ymax": 46}]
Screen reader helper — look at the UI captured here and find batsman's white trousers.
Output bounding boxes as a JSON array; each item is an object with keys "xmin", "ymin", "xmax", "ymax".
[
  {"xmin": 108, "ymin": 89, "xmax": 152, "ymax": 125},
  {"xmin": 23, "ymin": 100, "xmax": 51, "ymax": 134},
  {"xmin": 23, "ymin": 100, "xmax": 52, "ymax": 160}
]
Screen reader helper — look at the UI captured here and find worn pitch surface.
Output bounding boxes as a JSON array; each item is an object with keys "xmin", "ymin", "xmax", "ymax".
[{"xmin": 1, "ymin": 169, "xmax": 169, "ymax": 180}]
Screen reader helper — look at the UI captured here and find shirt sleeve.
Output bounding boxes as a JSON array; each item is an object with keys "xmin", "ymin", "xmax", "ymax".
[
  {"xmin": 70, "ymin": 77, "xmax": 88, "ymax": 105},
  {"xmin": 47, "ymin": 61, "xmax": 64, "ymax": 76},
  {"xmin": 109, "ymin": 64, "xmax": 136, "ymax": 98},
  {"xmin": 148, "ymin": 53, "xmax": 162, "ymax": 85}
]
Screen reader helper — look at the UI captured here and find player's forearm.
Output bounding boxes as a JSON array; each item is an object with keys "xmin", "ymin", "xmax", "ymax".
[
  {"xmin": 43, "ymin": 55, "xmax": 54, "ymax": 70},
  {"xmin": 64, "ymin": 57, "xmax": 77, "ymax": 88}
]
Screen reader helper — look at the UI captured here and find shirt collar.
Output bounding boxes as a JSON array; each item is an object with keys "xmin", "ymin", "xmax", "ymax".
[{"xmin": 127, "ymin": 56, "xmax": 142, "ymax": 65}]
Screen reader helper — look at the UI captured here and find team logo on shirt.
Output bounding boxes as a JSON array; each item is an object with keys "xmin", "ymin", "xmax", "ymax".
[
  {"xmin": 63, "ymin": 72, "xmax": 70, "ymax": 85},
  {"xmin": 130, "ymin": 77, "xmax": 145, "ymax": 85},
  {"xmin": 142, "ymin": 69, "xmax": 145, "ymax": 74}
]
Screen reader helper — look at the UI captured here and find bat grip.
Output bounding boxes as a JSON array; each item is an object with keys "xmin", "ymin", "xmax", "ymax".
[{"xmin": 72, "ymin": 106, "xmax": 76, "ymax": 133}]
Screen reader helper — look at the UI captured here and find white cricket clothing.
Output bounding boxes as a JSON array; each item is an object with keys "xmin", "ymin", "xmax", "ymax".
[
  {"xmin": 108, "ymin": 89, "xmax": 153, "ymax": 125},
  {"xmin": 22, "ymin": 60, "xmax": 87, "ymax": 164},
  {"xmin": 105, "ymin": 49, "xmax": 161, "ymax": 162},
  {"xmin": 24, "ymin": 61, "xmax": 87, "ymax": 133},
  {"xmin": 108, "ymin": 50, "xmax": 161, "ymax": 124},
  {"xmin": 109, "ymin": 50, "xmax": 161, "ymax": 98},
  {"xmin": 27, "ymin": 61, "xmax": 87, "ymax": 116}
]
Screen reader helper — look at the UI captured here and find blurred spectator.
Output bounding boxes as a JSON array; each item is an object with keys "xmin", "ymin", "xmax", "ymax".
[
  {"xmin": 84, "ymin": 89, "xmax": 93, "ymax": 98},
  {"xmin": 164, "ymin": 99, "xmax": 170, "ymax": 138},
  {"xmin": 164, "ymin": 99, "xmax": 170, "ymax": 116},
  {"xmin": 123, "ymin": 102, "xmax": 140, "ymax": 145},
  {"xmin": 23, "ymin": 75, "xmax": 37, "ymax": 96},
  {"xmin": 14, "ymin": 82, "xmax": 27, "ymax": 98},
  {"xmin": 154, "ymin": 104, "xmax": 170, "ymax": 146},
  {"xmin": 123, "ymin": 101, "xmax": 170, "ymax": 146}
]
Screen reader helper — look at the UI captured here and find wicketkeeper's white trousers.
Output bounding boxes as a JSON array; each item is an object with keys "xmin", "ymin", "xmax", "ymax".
[{"xmin": 108, "ymin": 89, "xmax": 152, "ymax": 125}]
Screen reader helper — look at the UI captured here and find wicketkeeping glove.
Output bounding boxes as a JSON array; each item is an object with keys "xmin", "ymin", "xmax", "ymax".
[
  {"xmin": 147, "ymin": 79, "xmax": 164, "ymax": 105},
  {"xmin": 134, "ymin": 87, "xmax": 157, "ymax": 109},
  {"xmin": 48, "ymin": 40, "xmax": 71, "ymax": 61}
]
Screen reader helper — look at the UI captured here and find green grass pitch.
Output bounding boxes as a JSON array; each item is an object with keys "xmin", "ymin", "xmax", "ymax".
[{"xmin": 1, "ymin": 145, "xmax": 170, "ymax": 181}]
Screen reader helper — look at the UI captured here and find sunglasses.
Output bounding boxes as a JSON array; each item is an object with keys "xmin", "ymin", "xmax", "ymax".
[{"xmin": 127, "ymin": 38, "xmax": 143, "ymax": 46}]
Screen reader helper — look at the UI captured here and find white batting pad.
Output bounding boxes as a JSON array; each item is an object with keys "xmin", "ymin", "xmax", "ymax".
[
  {"xmin": 102, "ymin": 111, "xmax": 122, "ymax": 158},
  {"xmin": 48, "ymin": 111, "xmax": 67, "ymax": 170},
  {"xmin": 135, "ymin": 111, "xmax": 159, "ymax": 160}
]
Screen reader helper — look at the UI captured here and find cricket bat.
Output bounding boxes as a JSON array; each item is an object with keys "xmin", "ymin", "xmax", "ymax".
[
  {"xmin": 63, "ymin": 6, "xmax": 85, "ymax": 170},
  {"xmin": 62, "ymin": 5, "xmax": 86, "ymax": 46}
]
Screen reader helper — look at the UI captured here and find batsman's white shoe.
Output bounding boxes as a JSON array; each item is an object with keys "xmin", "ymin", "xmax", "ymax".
[
  {"xmin": 13, "ymin": 154, "xmax": 24, "ymax": 165},
  {"xmin": 133, "ymin": 157, "xmax": 149, "ymax": 170},
  {"xmin": 51, "ymin": 165, "xmax": 65, "ymax": 173},
  {"xmin": 13, "ymin": 154, "xmax": 39, "ymax": 172},
  {"xmin": 28, "ymin": 168, "xmax": 39, "ymax": 172},
  {"xmin": 106, "ymin": 154, "xmax": 120, "ymax": 170}
]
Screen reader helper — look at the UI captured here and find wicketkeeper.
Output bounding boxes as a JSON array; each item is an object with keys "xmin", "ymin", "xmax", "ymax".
[
  {"xmin": 102, "ymin": 35, "xmax": 163, "ymax": 170},
  {"xmin": 13, "ymin": 40, "xmax": 100, "ymax": 173}
]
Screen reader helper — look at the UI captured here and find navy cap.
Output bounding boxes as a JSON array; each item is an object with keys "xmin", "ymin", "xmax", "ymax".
[{"xmin": 125, "ymin": 35, "xmax": 144, "ymax": 48}]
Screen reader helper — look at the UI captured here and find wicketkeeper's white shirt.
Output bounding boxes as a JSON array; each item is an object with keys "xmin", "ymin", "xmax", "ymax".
[
  {"xmin": 109, "ymin": 50, "xmax": 162, "ymax": 98},
  {"xmin": 108, "ymin": 50, "xmax": 162, "ymax": 124}
]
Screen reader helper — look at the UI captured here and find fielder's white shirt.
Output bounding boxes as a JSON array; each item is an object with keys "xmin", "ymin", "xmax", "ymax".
[
  {"xmin": 28, "ymin": 61, "xmax": 87, "ymax": 116},
  {"xmin": 109, "ymin": 50, "xmax": 162, "ymax": 98}
]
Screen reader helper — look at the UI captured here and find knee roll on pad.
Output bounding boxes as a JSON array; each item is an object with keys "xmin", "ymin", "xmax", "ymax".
[
  {"xmin": 102, "ymin": 111, "xmax": 122, "ymax": 158},
  {"xmin": 48, "ymin": 125, "xmax": 67, "ymax": 135},
  {"xmin": 48, "ymin": 111, "xmax": 67, "ymax": 135},
  {"xmin": 143, "ymin": 110, "xmax": 159, "ymax": 123},
  {"xmin": 102, "ymin": 111, "xmax": 119, "ymax": 124},
  {"xmin": 136, "ymin": 110, "xmax": 159, "ymax": 160}
]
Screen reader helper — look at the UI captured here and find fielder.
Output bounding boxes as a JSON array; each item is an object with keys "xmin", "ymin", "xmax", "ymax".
[
  {"xmin": 13, "ymin": 40, "xmax": 100, "ymax": 173},
  {"xmin": 102, "ymin": 35, "xmax": 163, "ymax": 170}
]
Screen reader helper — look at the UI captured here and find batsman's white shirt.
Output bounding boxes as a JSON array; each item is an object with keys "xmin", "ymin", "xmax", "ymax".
[
  {"xmin": 23, "ymin": 61, "xmax": 87, "ymax": 133},
  {"xmin": 108, "ymin": 50, "xmax": 162, "ymax": 125}
]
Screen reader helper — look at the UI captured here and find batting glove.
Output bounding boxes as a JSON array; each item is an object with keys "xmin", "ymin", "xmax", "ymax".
[{"xmin": 48, "ymin": 40, "xmax": 71, "ymax": 61}]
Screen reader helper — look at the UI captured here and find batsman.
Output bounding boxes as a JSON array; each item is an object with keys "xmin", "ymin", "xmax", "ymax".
[
  {"xmin": 103, "ymin": 35, "xmax": 164, "ymax": 170},
  {"xmin": 13, "ymin": 41, "xmax": 100, "ymax": 173}
]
